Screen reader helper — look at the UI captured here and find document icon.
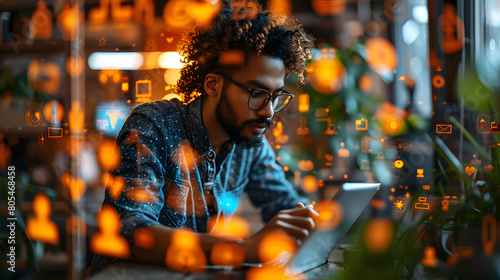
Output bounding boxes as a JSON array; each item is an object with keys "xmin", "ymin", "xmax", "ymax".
[
  {"xmin": 436, "ymin": 124, "xmax": 452, "ymax": 134},
  {"xmin": 356, "ymin": 118, "xmax": 368, "ymax": 130}
]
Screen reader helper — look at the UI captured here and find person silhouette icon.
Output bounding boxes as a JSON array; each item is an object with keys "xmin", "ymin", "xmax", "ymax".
[
  {"xmin": 421, "ymin": 246, "xmax": 438, "ymax": 267},
  {"xmin": 90, "ymin": 205, "xmax": 130, "ymax": 258},
  {"xmin": 27, "ymin": 194, "xmax": 59, "ymax": 244}
]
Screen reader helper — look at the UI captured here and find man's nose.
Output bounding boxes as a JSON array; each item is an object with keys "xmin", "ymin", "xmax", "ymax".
[{"xmin": 257, "ymin": 99, "xmax": 274, "ymax": 119}]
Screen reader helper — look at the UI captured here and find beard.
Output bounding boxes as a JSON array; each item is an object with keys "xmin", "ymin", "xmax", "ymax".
[{"xmin": 215, "ymin": 88, "xmax": 271, "ymax": 149}]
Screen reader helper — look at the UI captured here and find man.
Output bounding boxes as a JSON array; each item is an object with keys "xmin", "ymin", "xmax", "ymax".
[{"xmin": 90, "ymin": 0, "xmax": 316, "ymax": 275}]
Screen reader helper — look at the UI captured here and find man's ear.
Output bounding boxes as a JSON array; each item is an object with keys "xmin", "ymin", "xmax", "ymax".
[{"xmin": 204, "ymin": 73, "xmax": 220, "ymax": 97}]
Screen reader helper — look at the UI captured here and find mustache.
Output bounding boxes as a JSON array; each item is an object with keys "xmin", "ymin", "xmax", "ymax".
[{"xmin": 242, "ymin": 118, "xmax": 272, "ymax": 128}]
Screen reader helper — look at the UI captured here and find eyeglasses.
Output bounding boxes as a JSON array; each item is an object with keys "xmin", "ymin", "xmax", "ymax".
[{"xmin": 216, "ymin": 73, "xmax": 294, "ymax": 112}]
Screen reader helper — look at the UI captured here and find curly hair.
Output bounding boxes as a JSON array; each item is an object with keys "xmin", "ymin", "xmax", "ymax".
[{"xmin": 176, "ymin": 0, "xmax": 315, "ymax": 104}]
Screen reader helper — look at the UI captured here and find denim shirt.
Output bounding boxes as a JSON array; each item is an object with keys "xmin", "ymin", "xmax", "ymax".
[{"xmin": 89, "ymin": 98, "xmax": 307, "ymax": 275}]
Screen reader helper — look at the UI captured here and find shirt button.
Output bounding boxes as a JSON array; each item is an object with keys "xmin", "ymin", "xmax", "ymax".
[{"xmin": 207, "ymin": 151, "xmax": 215, "ymax": 161}]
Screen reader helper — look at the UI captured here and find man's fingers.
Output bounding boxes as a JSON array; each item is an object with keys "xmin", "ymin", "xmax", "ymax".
[
  {"xmin": 296, "ymin": 202, "xmax": 305, "ymax": 208},
  {"xmin": 276, "ymin": 214, "xmax": 315, "ymax": 231},
  {"xmin": 282, "ymin": 205, "xmax": 319, "ymax": 218},
  {"xmin": 275, "ymin": 220, "xmax": 310, "ymax": 243}
]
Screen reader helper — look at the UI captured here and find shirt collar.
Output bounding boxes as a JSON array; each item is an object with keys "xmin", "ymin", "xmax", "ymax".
[{"xmin": 184, "ymin": 98, "xmax": 213, "ymax": 157}]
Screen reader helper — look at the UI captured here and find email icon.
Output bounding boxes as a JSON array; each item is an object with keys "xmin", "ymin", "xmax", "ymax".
[{"xmin": 436, "ymin": 124, "xmax": 452, "ymax": 134}]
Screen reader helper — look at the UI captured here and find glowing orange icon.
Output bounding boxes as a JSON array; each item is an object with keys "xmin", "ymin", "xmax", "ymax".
[
  {"xmin": 163, "ymin": 0, "xmax": 218, "ymax": 30},
  {"xmin": 298, "ymin": 94, "xmax": 309, "ymax": 112},
  {"xmin": 359, "ymin": 73, "xmax": 374, "ymax": 93},
  {"xmin": 91, "ymin": 205, "xmax": 130, "ymax": 258},
  {"xmin": 267, "ymin": 0, "xmax": 292, "ymax": 16},
  {"xmin": 324, "ymin": 117, "xmax": 337, "ymax": 135},
  {"xmin": 26, "ymin": 108, "xmax": 42, "ymax": 127},
  {"xmin": 121, "ymin": 75, "xmax": 130, "ymax": 93},
  {"xmin": 297, "ymin": 160, "xmax": 314, "ymax": 172},
  {"xmin": 31, "ymin": 0, "xmax": 52, "ymax": 39},
  {"xmin": 126, "ymin": 187, "xmax": 159, "ymax": 204},
  {"xmin": 296, "ymin": 117, "xmax": 310, "ymax": 135},
  {"xmin": 393, "ymin": 197, "xmax": 406, "ymax": 212},
  {"xmin": 133, "ymin": 0, "xmax": 155, "ymax": 26},
  {"xmin": 441, "ymin": 199, "xmax": 449, "ymax": 211},
  {"xmin": 88, "ymin": 0, "xmax": 133, "ymax": 25},
  {"xmin": 102, "ymin": 173, "xmax": 125, "ymax": 200},
  {"xmin": 423, "ymin": 185, "xmax": 430, "ymax": 190},
  {"xmin": 98, "ymin": 70, "xmax": 121, "ymax": 85},
  {"xmin": 301, "ymin": 175, "xmax": 318, "ymax": 193},
  {"xmin": 273, "ymin": 121, "xmax": 288, "ymax": 144},
  {"xmin": 258, "ymin": 229, "xmax": 297, "ymax": 263},
  {"xmin": 421, "ymin": 246, "xmax": 438, "ymax": 267},
  {"xmin": 375, "ymin": 102, "xmax": 408, "ymax": 136},
  {"xmin": 365, "ymin": 37, "xmax": 397, "ymax": 76},
  {"xmin": 247, "ymin": 265, "xmax": 287, "ymax": 280},
  {"xmin": 432, "ymin": 75, "xmax": 445, "ymax": 89},
  {"xmin": 66, "ymin": 55, "xmax": 84, "ymax": 78},
  {"xmin": 484, "ymin": 165, "xmax": 494, "ymax": 171},
  {"xmin": 355, "ymin": 118, "xmax": 368, "ymax": 130},
  {"xmin": 307, "ymin": 56, "xmax": 346, "ymax": 94},
  {"xmin": 338, "ymin": 142, "xmax": 350, "ymax": 158},
  {"xmin": 208, "ymin": 215, "xmax": 250, "ymax": 240},
  {"xmin": 464, "ymin": 166, "xmax": 476, "ymax": 176},
  {"xmin": 315, "ymin": 108, "xmax": 329, "ymax": 118},
  {"xmin": 57, "ymin": 3, "xmax": 84, "ymax": 40},
  {"xmin": 470, "ymin": 154, "xmax": 481, "ymax": 165},
  {"xmin": 28, "ymin": 60, "xmax": 61, "ymax": 95},
  {"xmin": 135, "ymin": 79, "xmax": 152, "ymax": 103},
  {"xmin": 414, "ymin": 197, "xmax": 430, "ymax": 210},
  {"xmin": 61, "ymin": 173, "xmax": 86, "ymax": 201},
  {"xmin": 477, "ymin": 113, "xmax": 500, "ymax": 134},
  {"xmin": 416, "ymin": 169, "xmax": 424, "ymax": 178},
  {"xmin": 364, "ymin": 218, "xmax": 393, "ymax": 253},
  {"xmin": 481, "ymin": 213, "xmax": 496, "ymax": 257},
  {"xmin": 43, "ymin": 100, "xmax": 64, "ymax": 125},
  {"xmin": 361, "ymin": 137, "xmax": 372, "ymax": 153},
  {"xmin": 97, "ymin": 138, "xmax": 121, "ymax": 171},
  {"xmin": 273, "ymin": 121, "xmax": 289, "ymax": 144},
  {"xmin": 324, "ymin": 154, "xmax": 333, "ymax": 165},
  {"xmin": 311, "ymin": 0, "xmax": 346, "ymax": 16},
  {"xmin": 313, "ymin": 200, "xmax": 344, "ymax": 231},
  {"xmin": 27, "ymin": 194, "xmax": 60, "ymax": 244},
  {"xmin": 436, "ymin": 124, "xmax": 452, "ymax": 134},
  {"xmin": 393, "ymin": 159, "xmax": 404, "ymax": 169},
  {"xmin": 68, "ymin": 100, "xmax": 84, "ymax": 134},
  {"xmin": 210, "ymin": 242, "xmax": 245, "ymax": 267},
  {"xmin": 134, "ymin": 228, "xmax": 155, "ymax": 248},
  {"xmin": 165, "ymin": 229, "xmax": 206, "ymax": 272},
  {"xmin": 438, "ymin": 4, "xmax": 465, "ymax": 54},
  {"xmin": 39, "ymin": 134, "xmax": 46, "ymax": 145}
]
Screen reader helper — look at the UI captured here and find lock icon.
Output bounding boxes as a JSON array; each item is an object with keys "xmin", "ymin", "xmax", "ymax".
[{"xmin": 146, "ymin": 40, "xmax": 156, "ymax": 51}]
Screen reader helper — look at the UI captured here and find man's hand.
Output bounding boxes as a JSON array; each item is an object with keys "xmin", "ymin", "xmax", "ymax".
[{"xmin": 239, "ymin": 203, "xmax": 318, "ymax": 263}]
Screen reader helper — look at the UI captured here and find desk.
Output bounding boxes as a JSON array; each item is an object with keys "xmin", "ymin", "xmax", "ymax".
[{"xmin": 89, "ymin": 247, "xmax": 347, "ymax": 280}]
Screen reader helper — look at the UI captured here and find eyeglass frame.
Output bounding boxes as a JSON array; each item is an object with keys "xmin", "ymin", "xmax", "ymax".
[{"xmin": 215, "ymin": 72, "xmax": 294, "ymax": 112}]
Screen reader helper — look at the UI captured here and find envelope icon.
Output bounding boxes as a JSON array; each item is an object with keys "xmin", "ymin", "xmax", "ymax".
[{"xmin": 436, "ymin": 124, "xmax": 452, "ymax": 134}]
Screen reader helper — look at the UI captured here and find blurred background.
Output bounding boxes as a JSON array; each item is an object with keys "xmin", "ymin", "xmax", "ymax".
[{"xmin": 1, "ymin": 0, "xmax": 499, "ymax": 279}]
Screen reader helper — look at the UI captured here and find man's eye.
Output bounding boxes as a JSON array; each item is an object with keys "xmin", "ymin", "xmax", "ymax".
[{"xmin": 251, "ymin": 90, "xmax": 267, "ymax": 98}]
